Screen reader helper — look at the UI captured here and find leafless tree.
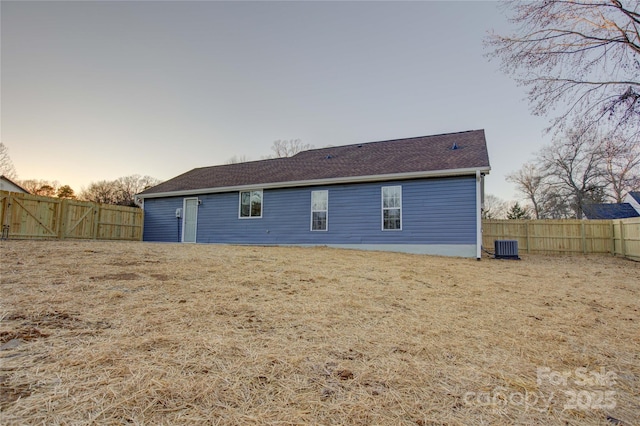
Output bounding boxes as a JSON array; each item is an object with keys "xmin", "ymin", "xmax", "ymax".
[
  {"xmin": 509, "ymin": 124, "xmax": 640, "ymax": 217},
  {"xmin": 36, "ymin": 185, "xmax": 56, "ymax": 197},
  {"xmin": 18, "ymin": 179, "xmax": 60, "ymax": 196},
  {"xmin": 539, "ymin": 192, "xmax": 574, "ymax": 219},
  {"xmin": 601, "ymin": 136, "xmax": 640, "ymax": 202},
  {"xmin": 0, "ymin": 142, "xmax": 18, "ymax": 179},
  {"xmin": 539, "ymin": 128, "xmax": 608, "ymax": 218},
  {"xmin": 507, "ymin": 162, "xmax": 577, "ymax": 219},
  {"xmin": 506, "ymin": 162, "xmax": 549, "ymax": 219},
  {"xmin": 487, "ymin": 1, "xmax": 640, "ymax": 137},
  {"xmin": 482, "ymin": 194, "xmax": 508, "ymax": 219},
  {"xmin": 270, "ymin": 139, "xmax": 313, "ymax": 158},
  {"xmin": 81, "ymin": 175, "xmax": 161, "ymax": 206},
  {"xmin": 80, "ymin": 180, "xmax": 117, "ymax": 204},
  {"xmin": 226, "ymin": 155, "xmax": 250, "ymax": 164},
  {"xmin": 115, "ymin": 175, "xmax": 161, "ymax": 206}
]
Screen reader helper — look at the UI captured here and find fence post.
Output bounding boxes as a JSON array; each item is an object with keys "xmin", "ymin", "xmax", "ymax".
[
  {"xmin": 58, "ymin": 199, "xmax": 67, "ymax": 239},
  {"xmin": 1, "ymin": 194, "xmax": 6, "ymax": 226},
  {"xmin": 610, "ymin": 221, "xmax": 616, "ymax": 255},
  {"xmin": 92, "ymin": 205, "xmax": 100, "ymax": 240},
  {"xmin": 0, "ymin": 193, "xmax": 7, "ymax": 239},
  {"xmin": 581, "ymin": 221, "xmax": 586, "ymax": 254},
  {"xmin": 526, "ymin": 220, "xmax": 531, "ymax": 254},
  {"xmin": 620, "ymin": 221, "xmax": 626, "ymax": 258},
  {"xmin": 4, "ymin": 193, "xmax": 14, "ymax": 238}
]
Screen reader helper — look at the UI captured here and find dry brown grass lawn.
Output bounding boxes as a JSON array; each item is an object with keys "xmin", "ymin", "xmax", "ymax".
[{"xmin": 0, "ymin": 241, "xmax": 638, "ymax": 425}]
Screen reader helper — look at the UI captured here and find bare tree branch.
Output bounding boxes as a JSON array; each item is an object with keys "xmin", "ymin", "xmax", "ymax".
[
  {"xmin": 482, "ymin": 194, "xmax": 509, "ymax": 219},
  {"xmin": 506, "ymin": 163, "xmax": 548, "ymax": 219},
  {"xmin": 270, "ymin": 139, "xmax": 314, "ymax": 158},
  {"xmin": 602, "ymin": 136, "xmax": 640, "ymax": 201},
  {"xmin": 0, "ymin": 143, "xmax": 18, "ymax": 179},
  {"xmin": 487, "ymin": 0, "xmax": 640, "ymax": 135},
  {"xmin": 80, "ymin": 175, "xmax": 161, "ymax": 206},
  {"xmin": 507, "ymin": 122, "xmax": 638, "ymax": 218}
]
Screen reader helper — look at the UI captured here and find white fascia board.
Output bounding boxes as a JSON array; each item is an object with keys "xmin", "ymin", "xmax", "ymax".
[
  {"xmin": 136, "ymin": 166, "xmax": 491, "ymax": 199},
  {"xmin": 624, "ymin": 193, "xmax": 640, "ymax": 214}
]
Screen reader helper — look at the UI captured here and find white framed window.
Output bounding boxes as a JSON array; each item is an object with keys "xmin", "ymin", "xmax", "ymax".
[
  {"xmin": 311, "ymin": 190, "xmax": 328, "ymax": 231},
  {"xmin": 382, "ymin": 186, "xmax": 402, "ymax": 230},
  {"xmin": 239, "ymin": 190, "xmax": 262, "ymax": 218}
]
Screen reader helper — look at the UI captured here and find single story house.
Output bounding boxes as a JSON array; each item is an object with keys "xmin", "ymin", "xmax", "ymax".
[
  {"xmin": 0, "ymin": 175, "xmax": 29, "ymax": 194},
  {"xmin": 584, "ymin": 192, "xmax": 640, "ymax": 219},
  {"xmin": 136, "ymin": 130, "xmax": 491, "ymax": 258}
]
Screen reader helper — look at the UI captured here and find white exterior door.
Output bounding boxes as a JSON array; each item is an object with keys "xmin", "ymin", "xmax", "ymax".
[{"xmin": 182, "ymin": 198, "xmax": 198, "ymax": 243}]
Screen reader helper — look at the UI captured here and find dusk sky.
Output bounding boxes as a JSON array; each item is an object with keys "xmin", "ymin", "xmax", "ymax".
[{"xmin": 1, "ymin": 1, "xmax": 553, "ymax": 201}]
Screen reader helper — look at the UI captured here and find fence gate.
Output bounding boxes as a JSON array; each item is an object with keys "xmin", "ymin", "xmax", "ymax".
[
  {"xmin": 0, "ymin": 190, "xmax": 143, "ymax": 241},
  {"xmin": 61, "ymin": 200, "xmax": 98, "ymax": 239},
  {"xmin": 2, "ymin": 192, "xmax": 61, "ymax": 239}
]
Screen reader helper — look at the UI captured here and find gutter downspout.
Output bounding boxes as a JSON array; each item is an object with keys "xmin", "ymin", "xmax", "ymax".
[{"xmin": 476, "ymin": 170, "xmax": 482, "ymax": 260}]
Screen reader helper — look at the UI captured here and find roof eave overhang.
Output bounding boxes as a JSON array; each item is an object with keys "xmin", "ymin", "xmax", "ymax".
[
  {"xmin": 1, "ymin": 175, "xmax": 31, "ymax": 194},
  {"xmin": 136, "ymin": 166, "xmax": 491, "ymax": 200}
]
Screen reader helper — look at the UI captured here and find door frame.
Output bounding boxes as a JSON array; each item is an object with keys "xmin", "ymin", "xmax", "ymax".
[{"xmin": 182, "ymin": 197, "xmax": 199, "ymax": 243}]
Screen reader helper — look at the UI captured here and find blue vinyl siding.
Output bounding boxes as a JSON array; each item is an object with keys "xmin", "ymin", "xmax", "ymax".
[
  {"xmin": 143, "ymin": 176, "xmax": 477, "ymax": 247},
  {"xmin": 142, "ymin": 197, "xmax": 185, "ymax": 242}
]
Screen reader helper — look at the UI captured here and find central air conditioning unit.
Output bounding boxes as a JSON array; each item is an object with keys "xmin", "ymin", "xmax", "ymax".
[{"xmin": 494, "ymin": 240, "xmax": 520, "ymax": 260}]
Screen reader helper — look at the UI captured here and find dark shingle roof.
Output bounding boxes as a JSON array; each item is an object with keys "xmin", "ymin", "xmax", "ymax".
[
  {"xmin": 628, "ymin": 192, "xmax": 640, "ymax": 204},
  {"xmin": 140, "ymin": 129, "xmax": 490, "ymax": 196},
  {"xmin": 583, "ymin": 203, "xmax": 640, "ymax": 219}
]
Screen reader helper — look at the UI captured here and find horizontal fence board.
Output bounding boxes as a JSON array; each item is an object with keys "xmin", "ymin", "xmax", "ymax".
[
  {"xmin": 0, "ymin": 191, "xmax": 143, "ymax": 242},
  {"xmin": 483, "ymin": 218, "xmax": 640, "ymax": 261}
]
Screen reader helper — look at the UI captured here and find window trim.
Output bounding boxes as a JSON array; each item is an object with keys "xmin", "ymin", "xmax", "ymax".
[
  {"xmin": 310, "ymin": 190, "xmax": 328, "ymax": 231},
  {"xmin": 381, "ymin": 185, "xmax": 402, "ymax": 231},
  {"xmin": 238, "ymin": 189, "xmax": 263, "ymax": 219}
]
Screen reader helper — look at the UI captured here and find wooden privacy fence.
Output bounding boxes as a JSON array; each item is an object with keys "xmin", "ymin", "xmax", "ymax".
[
  {"xmin": 0, "ymin": 191, "xmax": 143, "ymax": 241},
  {"xmin": 483, "ymin": 218, "xmax": 640, "ymax": 261}
]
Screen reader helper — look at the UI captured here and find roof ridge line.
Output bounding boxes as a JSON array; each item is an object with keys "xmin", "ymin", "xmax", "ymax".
[
  {"xmin": 297, "ymin": 129, "xmax": 485, "ymax": 155},
  {"xmin": 193, "ymin": 130, "xmax": 486, "ymax": 168},
  {"xmin": 192, "ymin": 154, "xmax": 291, "ymax": 171}
]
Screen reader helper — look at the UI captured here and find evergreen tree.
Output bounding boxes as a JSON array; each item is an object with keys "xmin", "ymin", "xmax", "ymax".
[
  {"xmin": 57, "ymin": 185, "xmax": 76, "ymax": 199},
  {"xmin": 507, "ymin": 202, "xmax": 531, "ymax": 220}
]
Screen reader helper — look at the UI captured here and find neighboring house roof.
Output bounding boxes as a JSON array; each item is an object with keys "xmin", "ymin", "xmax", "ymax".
[
  {"xmin": 583, "ymin": 203, "xmax": 640, "ymax": 219},
  {"xmin": 0, "ymin": 175, "xmax": 30, "ymax": 194},
  {"xmin": 139, "ymin": 129, "xmax": 490, "ymax": 198}
]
